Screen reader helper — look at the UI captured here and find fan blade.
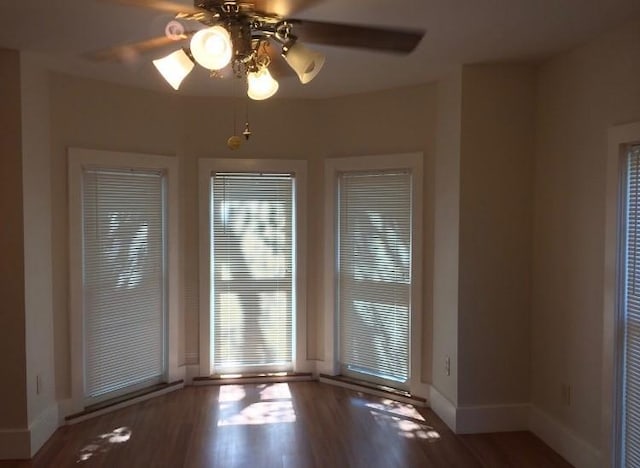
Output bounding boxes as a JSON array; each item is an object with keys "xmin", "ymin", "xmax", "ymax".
[
  {"xmin": 290, "ymin": 20, "xmax": 425, "ymax": 54},
  {"xmin": 250, "ymin": 0, "xmax": 322, "ymax": 17},
  {"xmin": 101, "ymin": 0, "xmax": 204, "ymax": 15},
  {"xmin": 85, "ymin": 35, "xmax": 186, "ymax": 62}
]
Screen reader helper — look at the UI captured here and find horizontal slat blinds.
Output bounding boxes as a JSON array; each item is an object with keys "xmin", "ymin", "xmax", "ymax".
[
  {"xmin": 624, "ymin": 145, "xmax": 640, "ymax": 466},
  {"xmin": 211, "ymin": 173, "xmax": 294, "ymax": 373},
  {"xmin": 82, "ymin": 168, "xmax": 165, "ymax": 400},
  {"xmin": 338, "ymin": 170, "xmax": 412, "ymax": 386}
]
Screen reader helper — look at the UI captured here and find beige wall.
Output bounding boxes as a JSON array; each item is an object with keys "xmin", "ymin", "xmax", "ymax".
[
  {"xmin": 431, "ymin": 71, "xmax": 462, "ymax": 404},
  {"xmin": 49, "ymin": 74, "xmax": 180, "ymax": 398},
  {"xmin": 48, "ymin": 73, "xmax": 439, "ymax": 398},
  {"xmin": 21, "ymin": 54, "xmax": 57, "ymax": 427},
  {"xmin": 5, "ymin": 12, "xmax": 640, "ymax": 460},
  {"xmin": 11, "ymin": 14, "xmax": 640, "ymax": 459},
  {"xmin": 458, "ymin": 64, "xmax": 535, "ymax": 405},
  {"xmin": 176, "ymin": 94, "xmax": 326, "ymax": 364},
  {"xmin": 533, "ymin": 18, "xmax": 640, "ymax": 447},
  {"xmin": 0, "ymin": 49, "xmax": 28, "ymax": 431},
  {"xmin": 319, "ymin": 85, "xmax": 438, "ymax": 380}
]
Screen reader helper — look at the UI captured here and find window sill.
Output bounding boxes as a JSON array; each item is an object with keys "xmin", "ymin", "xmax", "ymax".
[
  {"xmin": 65, "ymin": 380, "xmax": 184, "ymax": 424},
  {"xmin": 193, "ymin": 372, "xmax": 314, "ymax": 386}
]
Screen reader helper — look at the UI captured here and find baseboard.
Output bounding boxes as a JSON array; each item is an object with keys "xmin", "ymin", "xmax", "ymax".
[
  {"xmin": 529, "ymin": 405, "xmax": 602, "ymax": 468},
  {"xmin": 0, "ymin": 403, "xmax": 60, "ymax": 460},
  {"xmin": 455, "ymin": 402, "xmax": 530, "ymax": 434},
  {"xmin": 0, "ymin": 427, "xmax": 30, "ymax": 460},
  {"xmin": 29, "ymin": 403, "xmax": 59, "ymax": 457},
  {"xmin": 428, "ymin": 385, "xmax": 457, "ymax": 431}
]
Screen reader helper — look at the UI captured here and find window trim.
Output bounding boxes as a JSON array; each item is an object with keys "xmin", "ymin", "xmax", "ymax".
[
  {"xmin": 322, "ymin": 153, "xmax": 425, "ymax": 396},
  {"xmin": 198, "ymin": 158, "xmax": 309, "ymax": 377},
  {"xmin": 68, "ymin": 148, "xmax": 181, "ymax": 414},
  {"xmin": 604, "ymin": 122, "xmax": 640, "ymax": 468}
]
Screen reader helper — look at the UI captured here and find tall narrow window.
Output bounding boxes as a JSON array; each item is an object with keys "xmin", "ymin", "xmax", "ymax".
[
  {"xmin": 210, "ymin": 172, "xmax": 295, "ymax": 374},
  {"xmin": 82, "ymin": 168, "xmax": 166, "ymax": 402},
  {"xmin": 338, "ymin": 170, "xmax": 412, "ymax": 388},
  {"xmin": 622, "ymin": 145, "xmax": 640, "ymax": 465}
]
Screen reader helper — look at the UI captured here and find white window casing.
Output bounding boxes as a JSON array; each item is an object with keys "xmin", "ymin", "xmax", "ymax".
[
  {"xmin": 198, "ymin": 159, "xmax": 309, "ymax": 377},
  {"xmin": 68, "ymin": 148, "xmax": 180, "ymax": 412},
  {"xmin": 323, "ymin": 153, "xmax": 424, "ymax": 396}
]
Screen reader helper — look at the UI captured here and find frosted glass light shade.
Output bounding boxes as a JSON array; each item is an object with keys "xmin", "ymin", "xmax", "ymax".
[
  {"xmin": 247, "ymin": 68, "xmax": 279, "ymax": 100},
  {"xmin": 152, "ymin": 49, "xmax": 194, "ymax": 90},
  {"xmin": 282, "ymin": 42, "xmax": 325, "ymax": 84},
  {"xmin": 190, "ymin": 26, "xmax": 233, "ymax": 70}
]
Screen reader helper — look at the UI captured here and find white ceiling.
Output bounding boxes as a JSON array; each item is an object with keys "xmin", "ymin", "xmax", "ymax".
[{"xmin": 1, "ymin": 0, "xmax": 640, "ymax": 99}]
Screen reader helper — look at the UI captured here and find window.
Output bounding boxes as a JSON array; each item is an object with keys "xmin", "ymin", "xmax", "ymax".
[
  {"xmin": 323, "ymin": 153, "xmax": 424, "ymax": 394},
  {"xmin": 338, "ymin": 170, "xmax": 412, "ymax": 386},
  {"xmin": 82, "ymin": 168, "xmax": 166, "ymax": 401},
  {"xmin": 621, "ymin": 145, "xmax": 640, "ymax": 466},
  {"xmin": 199, "ymin": 159, "xmax": 308, "ymax": 376},
  {"xmin": 68, "ymin": 149, "xmax": 180, "ymax": 410},
  {"xmin": 211, "ymin": 173, "xmax": 294, "ymax": 373}
]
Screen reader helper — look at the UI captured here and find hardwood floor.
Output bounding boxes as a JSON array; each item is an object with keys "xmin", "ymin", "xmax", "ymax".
[{"xmin": 0, "ymin": 382, "xmax": 573, "ymax": 467}]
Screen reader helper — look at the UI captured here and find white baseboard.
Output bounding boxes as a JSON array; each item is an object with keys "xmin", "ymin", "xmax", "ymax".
[
  {"xmin": 529, "ymin": 405, "xmax": 602, "ymax": 468},
  {"xmin": 428, "ymin": 385, "xmax": 457, "ymax": 431},
  {"xmin": 29, "ymin": 403, "xmax": 59, "ymax": 457},
  {"xmin": 456, "ymin": 402, "xmax": 530, "ymax": 434},
  {"xmin": 429, "ymin": 389, "xmax": 531, "ymax": 435},
  {"xmin": 0, "ymin": 403, "xmax": 60, "ymax": 460}
]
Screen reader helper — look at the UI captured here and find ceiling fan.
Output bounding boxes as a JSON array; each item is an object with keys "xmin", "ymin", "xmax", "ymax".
[{"xmin": 89, "ymin": 0, "xmax": 426, "ymax": 100}]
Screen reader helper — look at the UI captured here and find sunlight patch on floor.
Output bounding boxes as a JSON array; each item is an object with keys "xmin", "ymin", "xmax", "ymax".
[
  {"xmin": 77, "ymin": 427, "xmax": 132, "ymax": 462},
  {"xmin": 365, "ymin": 400, "xmax": 441, "ymax": 441},
  {"xmin": 217, "ymin": 383, "xmax": 296, "ymax": 426}
]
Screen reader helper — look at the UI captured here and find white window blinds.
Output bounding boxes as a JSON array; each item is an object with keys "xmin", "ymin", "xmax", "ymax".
[
  {"xmin": 623, "ymin": 145, "xmax": 640, "ymax": 466},
  {"xmin": 338, "ymin": 170, "xmax": 412, "ymax": 386},
  {"xmin": 211, "ymin": 173, "xmax": 294, "ymax": 374},
  {"xmin": 82, "ymin": 168, "xmax": 166, "ymax": 401}
]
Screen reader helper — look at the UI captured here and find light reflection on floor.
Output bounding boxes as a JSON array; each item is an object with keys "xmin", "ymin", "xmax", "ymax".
[
  {"xmin": 353, "ymin": 396, "xmax": 441, "ymax": 441},
  {"xmin": 217, "ymin": 383, "xmax": 296, "ymax": 427},
  {"xmin": 77, "ymin": 427, "xmax": 132, "ymax": 463}
]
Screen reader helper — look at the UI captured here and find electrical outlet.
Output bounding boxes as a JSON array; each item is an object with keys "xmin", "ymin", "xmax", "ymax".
[
  {"xmin": 36, "ymin": 375, "xmax": 42, "ymax": 395},
  {"xmin": 445, "ymin": 356, "xmax": 451, "ymax": 376},
  {"xmin": 561, "ymin": 384, "xmax": 571, "ymax": 406}
]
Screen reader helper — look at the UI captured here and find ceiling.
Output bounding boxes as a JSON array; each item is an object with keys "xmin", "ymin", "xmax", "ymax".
[{"xmin": 1, "ymin": 0, "xmax": 640, "ymax": 99}]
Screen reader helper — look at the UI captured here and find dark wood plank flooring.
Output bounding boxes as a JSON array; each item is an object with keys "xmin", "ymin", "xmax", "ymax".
[{"xmin": 0, "ymin": 382, "xmax": 573, "ymax": 467}]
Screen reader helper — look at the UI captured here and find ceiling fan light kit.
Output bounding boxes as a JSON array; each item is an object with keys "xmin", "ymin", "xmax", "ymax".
[
  {"xmin": 247, "ymin": 67, "xmax": 279, "ymax": 100},
  {"xmin": 282, "ymin": 41, "xmax": 325, "ymax": 84},
  {"xmin": 190, "ymin": 25, "xmax": 233, "ymax": 70},
  {"xmin": 90, "ymin": 0, "xmax": 425, "ymax": 142},
  {"xmin": 152, "ymin": 48, "xmax": 195, "ymax": 90}
]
